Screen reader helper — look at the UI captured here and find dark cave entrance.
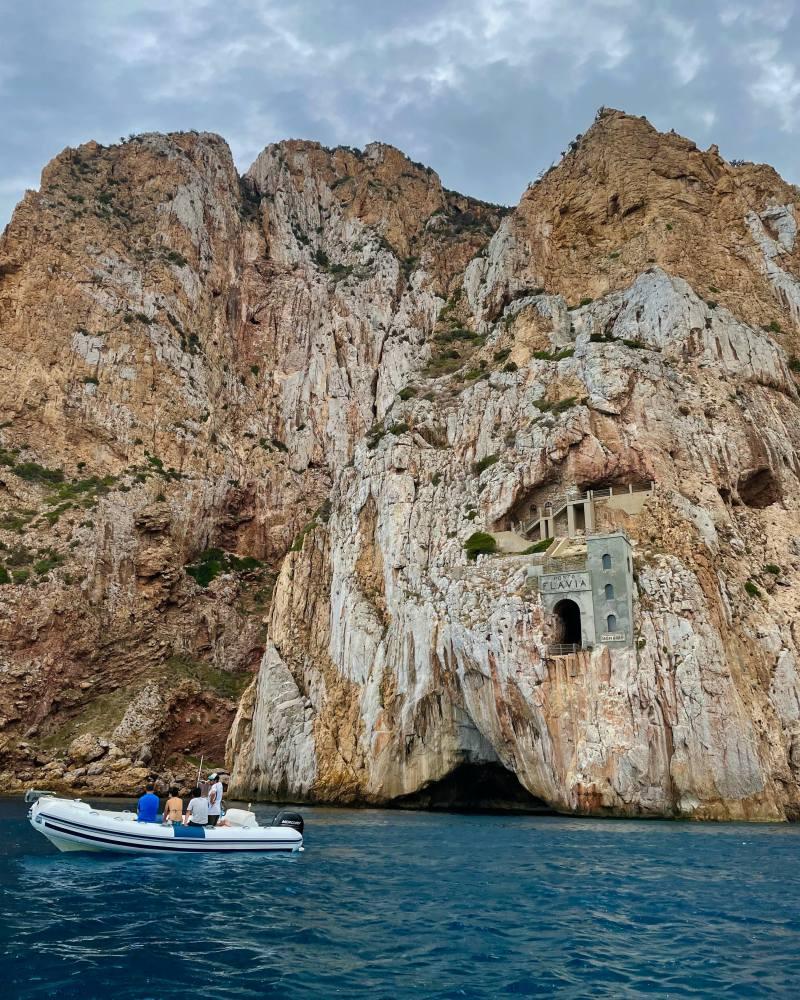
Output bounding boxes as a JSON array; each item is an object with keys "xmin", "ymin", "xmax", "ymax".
[
  {"xmin": 553, "ymin": 598, "xmax": 582, "ymax": 647},
  {"xmin": 737, "ymin": 467, "xmax": 781, "ymax": 509},
  {"xmin": 576, "ymin": 475, "xmax": 652, "ymax": 494},
  {"xmin": 392, "ymin": 763, "xmax": 554, "ymax": 814}
]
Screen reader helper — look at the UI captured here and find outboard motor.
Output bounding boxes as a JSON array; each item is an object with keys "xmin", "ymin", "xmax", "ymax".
[{"xmin": 271, "ymin": 809, "xmax": 304, "ymax": 835}]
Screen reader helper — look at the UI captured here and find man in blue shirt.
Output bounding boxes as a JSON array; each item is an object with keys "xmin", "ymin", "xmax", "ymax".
[{"xmin": 137, "ymin": 782, "xmax": 160, "ymax": 823}]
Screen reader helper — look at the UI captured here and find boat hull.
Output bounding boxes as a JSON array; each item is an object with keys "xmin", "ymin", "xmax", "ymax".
[{"xmin": 29, "ymin": 797, "xmax": 303, "ymax": 854}]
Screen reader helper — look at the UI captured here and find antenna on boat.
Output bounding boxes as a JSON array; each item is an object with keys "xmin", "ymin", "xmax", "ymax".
[{"xmin": 196, "ymin": 754, "xmax": 203, "ymax": 786}]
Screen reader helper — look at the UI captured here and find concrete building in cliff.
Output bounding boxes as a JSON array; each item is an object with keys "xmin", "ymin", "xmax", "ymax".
[
  {"xmin": 515, "ymin": 483, "xmax": 653, "ymax": 654},
  {"xmin": 536, "ymin": 531, "xmax": 634, "ymax": 651}
]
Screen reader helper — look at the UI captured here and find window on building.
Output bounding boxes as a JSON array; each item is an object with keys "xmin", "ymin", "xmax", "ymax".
[
  {"xmin": 602, "ymin": 553, "xmax": 612, "ymax": 570},
  {"xmin": 607, "ymin": 614, "xmax": 617, "ymax": 631},
  {"xmin": 605, "ymin": 583, "xmax": 614, "ymax": 600}
]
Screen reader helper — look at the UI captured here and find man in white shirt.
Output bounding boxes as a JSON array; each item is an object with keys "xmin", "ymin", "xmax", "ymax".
[
  {"xmin": 207, "ymin": 772, "xmax": 224, "ymax": 827},
  {"xmin": 185, "ymin": 788, "xmax": 209, "ymax": 826}
]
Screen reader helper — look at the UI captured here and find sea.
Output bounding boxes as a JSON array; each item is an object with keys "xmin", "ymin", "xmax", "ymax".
[{"xmin": 2, "ymin": 796, "xmax": 800, "ymax": 998}]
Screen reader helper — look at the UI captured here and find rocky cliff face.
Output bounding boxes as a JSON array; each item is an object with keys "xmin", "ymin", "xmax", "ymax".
[{"xmin": 2, "ymin": 110, "xmax": 800, "ymax": 818}]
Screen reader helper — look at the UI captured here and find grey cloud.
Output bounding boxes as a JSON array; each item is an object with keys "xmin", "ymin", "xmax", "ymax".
[{"xmin": 1, "ymin": 0, "xmax": 799, "ymax": 229}]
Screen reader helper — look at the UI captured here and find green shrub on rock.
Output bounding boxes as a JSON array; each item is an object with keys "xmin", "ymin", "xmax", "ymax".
[
  {"xmin": 464, "ymin": 532, "xmax": 497, "ymax": 561},
  {"xmin": 14, "ymin": 461, "xmax": 64, "ymax": 485},
  {"xmin": 472, "ymin": 454, "xmax": 499, "ymax": 475},
  {"xmin": 185, "ymin": 549, "xmax": 226, "ymax": 587},
  {"xmin": 185, "ymin": 547, "xmax": 266, "ymax": 586},
  {"xmin": 522, "ymin": 538, "xmax": 551, "ymax": 554}
]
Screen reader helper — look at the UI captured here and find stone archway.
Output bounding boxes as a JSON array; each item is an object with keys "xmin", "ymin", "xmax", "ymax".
[{"xmin": 553, "ymin": 598, "xmax": 582, "ymax": 647}]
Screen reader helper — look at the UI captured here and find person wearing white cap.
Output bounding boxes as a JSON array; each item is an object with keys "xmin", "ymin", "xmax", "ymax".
[{"xmin": 207, "ymin": 772, "xmax": 224, "ymax": 827}]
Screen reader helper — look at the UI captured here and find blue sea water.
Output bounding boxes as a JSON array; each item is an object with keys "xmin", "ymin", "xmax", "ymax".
[{"xmin": 2, "ymin": 797, "xmax": 800, "ymax": 999}]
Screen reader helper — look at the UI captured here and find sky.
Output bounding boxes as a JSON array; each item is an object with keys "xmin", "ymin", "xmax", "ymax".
[{"xmin": 1, "ymin": 0, "xmax": 799, "ymax": 227}]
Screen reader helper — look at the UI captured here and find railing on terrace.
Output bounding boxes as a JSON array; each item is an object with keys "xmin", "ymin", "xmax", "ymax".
[
  {"xmin": 547, "ymin": 643, "xmax": 582, "ymax": 657},
  {"xmin": 545, "ymin": 481, "xmax": 654, "ymax": 507},
  {"xmin": 520, "ymin": 481, "xmax": 655, "ymax": 535}
]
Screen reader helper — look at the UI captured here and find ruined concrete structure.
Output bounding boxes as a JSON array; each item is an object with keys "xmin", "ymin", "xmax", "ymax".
[
  {"xmin": 522, "ymin": 482, "xmax": 653, "ymax": 540},
  {"xmin": 2, "ymin": 109, "xmax": 800, "ymax": 820},
  {"xmin": 519, "ymin": 480, "xmax": 648, "ymax": 653}
]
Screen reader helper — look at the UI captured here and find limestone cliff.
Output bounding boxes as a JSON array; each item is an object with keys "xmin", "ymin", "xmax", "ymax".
[{"xmin": 2, "ymin": 110, "xmax": 800, "ymax": 818}]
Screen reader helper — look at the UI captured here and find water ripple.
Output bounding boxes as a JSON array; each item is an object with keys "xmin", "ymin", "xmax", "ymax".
[{"xmin": 3, "ymin": 800, "xmax": 800, "ymax": 997}]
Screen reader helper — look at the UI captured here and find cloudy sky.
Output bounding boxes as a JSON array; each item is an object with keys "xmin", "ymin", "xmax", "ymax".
[{"xmin": 1, "ymin": 0, "xmax": 799, "ymax": 227}]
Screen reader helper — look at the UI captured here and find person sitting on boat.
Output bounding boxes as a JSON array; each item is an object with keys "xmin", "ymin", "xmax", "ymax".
[
  {"xmin": 207, "ymin": 772, "xmax": 224, "ymax": 827},
  {"xmin": 184, "ymin": 787, "xmax": 209, "ymax": 827},
  {"xmin": 163, "ymin": 787, "xmax": 183, "ymax": 827},
  {"xmin": 137, "ymin": 783, "xmax": 160, "ymax": 823}
]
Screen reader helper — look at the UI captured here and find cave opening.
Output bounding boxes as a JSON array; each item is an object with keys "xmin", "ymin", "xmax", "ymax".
[
  {"xmin": 576, "ymin": 474, "xmax": 651, "ymax": 494},
  {"xmin": 500, "ymin": 480, "xmax": 558, "ymax": 532},
  {"xmin": 392, "ymin": 763, "xmax": 554, "ymax": 814},
  {"xmin": 553, "ymin": 598, "xmax": 582, "ymax": 647},
  {"xmin": 737, "ymin": 467, "xmax": 781, "ymax": 509}
]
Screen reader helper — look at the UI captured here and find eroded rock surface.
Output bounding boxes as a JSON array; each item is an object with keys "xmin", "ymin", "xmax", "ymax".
[{"xmin": 2, "ymin": 111, "xmax": 800, "ymax": 817}]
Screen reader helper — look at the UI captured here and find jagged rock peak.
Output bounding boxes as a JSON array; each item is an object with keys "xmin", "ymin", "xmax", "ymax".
[
  {"xmin": 1, "ymin": 110, "xmax": 800, "ymax": 824},
  {"xmin": 466, "ymin": 108, "xmax": 800, "ymax": 340}
]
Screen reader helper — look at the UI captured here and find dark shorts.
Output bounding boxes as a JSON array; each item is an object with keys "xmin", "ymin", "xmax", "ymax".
[
  {"xmin": 189, "ymin": 820, "xmax": 206, "ymax": 827},
  {"xmin": 207, "ymin": 815, "xmax": 219, "ymax": 827}
]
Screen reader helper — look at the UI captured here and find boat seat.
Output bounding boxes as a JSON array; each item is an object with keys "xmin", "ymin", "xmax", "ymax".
[{"xmin": 174, "ymin": 824, "xmax": 206, "ymax": 839}]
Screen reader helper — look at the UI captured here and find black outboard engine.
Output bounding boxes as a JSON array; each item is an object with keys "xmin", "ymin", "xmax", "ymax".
[{"xmin": 271, "ymin": 809, "xmax": 304, "ymax": 835}]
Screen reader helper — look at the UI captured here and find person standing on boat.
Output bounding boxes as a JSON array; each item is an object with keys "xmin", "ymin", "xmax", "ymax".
[
  {"xmin": 207, "ymin": 772, "xmax": 224, "ymax": 827},
  {"xmin": 137, "ymin": 782, "xmax": 160, "ymax": 823},
  {"xmin": 163, "ymin": 787, "xmax": 183, "ymax": 827},
  {"xmin": 184, "ymin": 787, "xmax": 209, "ymax": 827}
]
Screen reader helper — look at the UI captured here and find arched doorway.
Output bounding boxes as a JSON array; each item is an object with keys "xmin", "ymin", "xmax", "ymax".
[{"xmin": 553, "ymin": 598, "xmax": 582, "ymax": 647}]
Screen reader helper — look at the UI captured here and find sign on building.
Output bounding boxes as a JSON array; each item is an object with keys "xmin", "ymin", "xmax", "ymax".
[{"xmin": 540, "ymin": 573, "xmax": 591, "ymax": 593}]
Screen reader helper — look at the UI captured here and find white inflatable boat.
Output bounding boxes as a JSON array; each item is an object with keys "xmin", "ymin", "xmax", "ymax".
[{"xmin": 27, "ymin": 792, "xmax": 304, "ymax": 854}]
